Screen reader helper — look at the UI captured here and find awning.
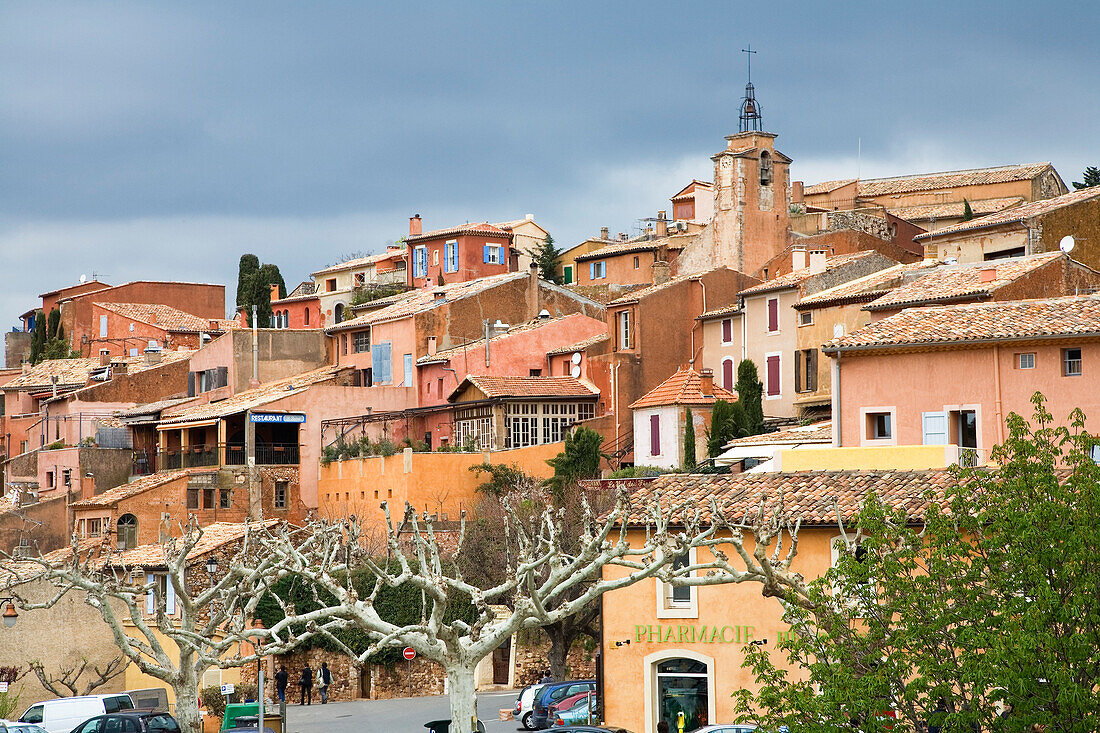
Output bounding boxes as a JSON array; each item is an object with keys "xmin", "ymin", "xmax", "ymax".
[
  {"xmin": 157, "ymin": 419, "xmax": 219, "ymax": 431},
  {"xmin": 713, "ymin": 441, "xmax": 828, "ymax": 466}
]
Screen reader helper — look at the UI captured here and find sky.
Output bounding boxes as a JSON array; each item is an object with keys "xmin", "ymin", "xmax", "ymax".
[{"xmin": 1, "ymin": 1, "xmax": 1098, "ymax": 325}]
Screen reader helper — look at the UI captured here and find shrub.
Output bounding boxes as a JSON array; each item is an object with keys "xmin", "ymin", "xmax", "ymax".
[{"xmin": 200, "ymin": 683, "xmax": 257, "ymax": 718}]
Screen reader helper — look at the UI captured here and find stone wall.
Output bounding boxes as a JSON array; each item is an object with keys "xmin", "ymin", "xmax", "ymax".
[
  {"xmin": 826, "ymin": 210, "xmax": 892, "ymax": 240},
  {"xmin": 512, "ymin": 633, "xmax": 598, "ymax": 688}
]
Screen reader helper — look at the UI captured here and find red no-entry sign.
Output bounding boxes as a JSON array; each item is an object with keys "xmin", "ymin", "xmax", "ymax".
[{"xmin": 403, "ymin": 647, "xmax": 416, "ymax": 660}]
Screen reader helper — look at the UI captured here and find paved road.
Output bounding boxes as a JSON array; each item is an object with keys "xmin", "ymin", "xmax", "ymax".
[{"xmin": 282, "ymin": 691, "xmax": 526, "ymax": 733}]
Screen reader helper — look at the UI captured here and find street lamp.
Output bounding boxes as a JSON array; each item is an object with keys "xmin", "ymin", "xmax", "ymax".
[
  {"xmin": 2, "ymin": 600, "xmax": 18, "ymax": 628},
  {"xmin": 205, "ymin": 556, "xmax": 218, "ymax": 577}
]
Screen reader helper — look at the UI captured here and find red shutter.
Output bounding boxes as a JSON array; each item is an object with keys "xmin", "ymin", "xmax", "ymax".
[
  {"xmin": 650, "ymin": 414, "xmax": 661, "ymax": 456},
  {"xmin": 722, "ymin": 318, "xmax": 732, "ymax": 343},
  {"xmin": 723, "ymin": 359, "xmax": 734, "ymax": 391},
  {"xmin": 766, "ymin": 355, "xmax": 780, "ymax": 396},
  {"xmin": 767, "ymin": 298, "xmax": 779, "ymax": 332}
]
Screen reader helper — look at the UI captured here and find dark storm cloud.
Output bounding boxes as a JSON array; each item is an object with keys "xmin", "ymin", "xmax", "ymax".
[{"xmin": 0, "ymin": 1, "xmax": 1097, "ymax": 328}]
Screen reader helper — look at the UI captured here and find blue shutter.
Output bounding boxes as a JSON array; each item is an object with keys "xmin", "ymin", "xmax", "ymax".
[
  {"xmin": 483, "ymin": 245, "xmax": 491, "ymax": 264},
  {"xmin": 371, "ymin": 342, "xmax": 393, "ymax": 384},
  {"xmin": 146, "ymin": 573, "xmax": 155, "ymax": 614},
  {"xmin": 166, "ymin": 575, "xmax": 176, "ymax": 615},
  {"xmin": 589, "ymin": 262, "xmax": 595, "ymax": 280}
]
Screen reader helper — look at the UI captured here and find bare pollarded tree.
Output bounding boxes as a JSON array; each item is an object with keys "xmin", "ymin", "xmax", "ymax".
[
  {"xmin": 27, "ymin": 655, "xmax": 128, "ymax": 698},
  {"xmin": 252, "ymin": 488, "xmax": 811, "ymax": 731},
  {"xmin": 3, "ymin": 521, "xmax": 324, "ymax": 733}
]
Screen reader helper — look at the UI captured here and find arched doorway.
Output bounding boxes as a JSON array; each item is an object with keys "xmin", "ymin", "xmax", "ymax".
[
  {"xmin": 334, "ymin": 303, "xmax": 345, "ymax": 324},
  {"xmin": 643, "ymin": 651, "xmax": 715, "ymax": 733},
  {"xmin": 117, "ymin": 514, "xmax": 138, "ymax": 550}
]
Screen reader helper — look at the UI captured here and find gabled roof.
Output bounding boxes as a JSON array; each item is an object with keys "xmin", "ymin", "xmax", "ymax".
[
  {"xmin": 574, "ymin": 237, "xmax": 685, "ymax": 262},
  {"xmin": 826, "ymin": 294, "xmax": 1100, "ymax": 352},
  {"xmin": 888, "ymin": 197, "xmax": 1024, "ymax": 223},
  {"xmin": 158, "ymin": 365, "xmax": 344, "ymax": 424},
  {"xmin": 273, "ymin": 282, "xmax": 319, "ymax": 303},
  {"xmin": 70, "ymin": 471, "xmax": 190, "ymax": 508},
  {"xmin": 546, "ymin": 332, "xmax": 610, "ymax": 357},
  {"xmin": 94, "ymin": 302, "xmax": 237, "ymax": 333},
  {"xmin": 406, "ymin": 222, "xmax": 510, "ymax": 244},
  {"xmin": 794, "ymin": 261, "xmax": 938, "ymax": 311},
  {"xmin": 863, "ymin": 252, "xmax": 1066, "ymax": 312},
  {"xmin": 492, "ymin": 218, "xmax": 548, "ymax": 236},
  {"xmin": 914, "ymin": 185, "xmax": 1100, "ymax": 240},
  {"xmin": 629, "ymin": 366, "xmax": 736, "ymax": 410},
  {"xmin": 670, "ymin": 179, "xmax": 714, "ymax": 200},
  {"xmin": 3, "ymin": 350, "xmax": 194, "ymax": 392},
  {"xmin": 607, "ymin": 268, "xmax": 742, "ymax": 307},
  {"xmin": 311, "ymin": 250, "xmax": 404, "ymax": 277},
  {"xmin": 697, "ymin": 304, "xmax": 742, "ymax": 321},
  {"xmin": 618, "ymin": 469, "xmax": 958, "ymax": 526},
  {"xmin": 448, "ymin": 375, "xmax": 599, "ymax": 402},
  {"xmin": 802, "ymin": 178, "xmax": 858, "ymax": 196},
  {"xmin": 723, "ymin": 421, "xmax": 832, "ymax": 449},
  {"xmin": 738, "ymin": 251, "xmax": 885, "ymax": 297}
]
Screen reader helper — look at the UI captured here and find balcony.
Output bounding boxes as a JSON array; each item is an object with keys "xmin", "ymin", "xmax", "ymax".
[
  {"xmin": 158, "ymin": 443, "xmax": 300, "ymax": 471},
  {"xmin": 132, "ymin": 450, "xmax": 157, "ymax": 476}
]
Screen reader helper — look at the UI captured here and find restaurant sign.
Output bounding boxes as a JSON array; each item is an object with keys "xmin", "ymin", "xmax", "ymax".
[{"xmin": 249, "ymin": 412, "xmax": 306, "ymax": 424}]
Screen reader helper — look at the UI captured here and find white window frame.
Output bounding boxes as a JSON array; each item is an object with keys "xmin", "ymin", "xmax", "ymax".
[
  {"xmin": 99, "ymin": 315, "xmax": 108, "ymax": 338},
  {"xmin": 943, "ymin": 403, "xmax": 983, "ymax": 458},
  {"xmin": 485, "ymin": 245, "xmax": 501, "ymax": 265},
  {"xmin": 618, "ymin": 310, "xmax": 632, "ymax": 350},
  {"xmin": 764, "ymin": 351, "xmax": 782, "ymax": 400},
  {"xmin": 798, "ymin": 310, "xmax": 814, "ymax": 326},
  {"xmin": 656, "ymin": 546, "xmax": 698, "ymax": 619},
  {"xmin": 720, "ymin": 318, "xmax": 733, "ymax": 346},
  {"xmin": 859, "ymin": 406, "xmax": 897, "ymax": 446},
  {"xmin": 1017, "ymin": 352, "xmax": 1035, "ymax": 370}
]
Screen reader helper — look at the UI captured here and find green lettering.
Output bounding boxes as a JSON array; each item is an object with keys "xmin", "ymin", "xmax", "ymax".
[
  {"xmin": 744, "ymin": 626, "xmax": 755, "ymax": 643},
  {"xmin": 678, "ymin": 625, "xmax": 689, "ymax": 642},
  {"xmin": 710, "ymin": 626, "xmax": 721, "ymax": 643},
  {"xmin": 648, "ymin": 625, "xmax": 657, "ymax": 642},
  {"xmin": 663, "ymin": 626, "xmax": 676, "ymax": 642},
  {"xmin": 697, "ymin": 626, "xmax": 709, "ymax": 642},
  {"xmin": 635, "ymin": 625, "xmax": 646, "ymax": 643},
  {"xmin": 720, "ymin": 626, "xmax": 735, "ymax": 643}
]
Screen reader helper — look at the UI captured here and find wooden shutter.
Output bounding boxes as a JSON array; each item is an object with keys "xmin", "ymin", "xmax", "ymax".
[
  {"xmin": 722, "ymin": 318, "xmax": 732, "ymax": 343},
  {"xmin": 808, "ymin": 350, "xmax": 818, "ymax": 391},
  {"xmin": 146, "ymin": 573, "xmax": 156, "ymax": 614},
  {"xmin": 216, "ymin": 366, "xmax": 229, "ymax": 389},
  {"xmin": 650, "ymin": 414, "xmax": 661, "ymax": 456},
  {"xmin": 187, "ymin": 372, "xmax": 195, "ymax": 397},
  {"xmin": 722, "ymin": 359, "xmax": 734, "ymax": 391},
  {"xmin": 484, "ymin": 245, "xmax": 491, "ymax": 263},
  {"xmin": 794, "ymin": 350, "xmax": 802, "ymax": 392},
  {"xmin": 766, "ymin": 355, "xmax": 780, "ymax": 396},
  {"xmin": 767, "ymin": 298, "xmax": 779, "ymax": 332}
]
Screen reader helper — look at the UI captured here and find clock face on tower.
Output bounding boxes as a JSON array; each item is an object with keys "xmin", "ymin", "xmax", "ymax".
[{"xmin": 720, "ymin": 157, "xmax": 733, "ymax": 170}]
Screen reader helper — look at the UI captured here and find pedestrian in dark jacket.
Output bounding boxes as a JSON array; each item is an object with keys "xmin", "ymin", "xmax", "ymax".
[
  {"xmin": 299, "ymin": 665, "xmax": 313, "ymax": 705},
  {"xmin": 275, "ymin": 666, "xmax": 289, "ymax": 703},
  {"xmin": 319, "ymin": 662, "xmax": 332, "ymax": 704}
]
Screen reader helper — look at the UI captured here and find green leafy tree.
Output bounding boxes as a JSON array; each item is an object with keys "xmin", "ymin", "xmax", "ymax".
[
  {"xmin": 682, "ymin": 408, "xmax": 696, "ymax": 470},
  {"xmin": 735, "ymin": 393, "xmax": 1100, "ymax": 733},
  {"xmin": 706, "ymin": 399, "xmax": 746, "ymax": 457},
  {"xmin": 735, "ymin": 359, "xmax": 764, "ymax": 435},
  {"xmin": 527, "ymin": 234, "xmax": 564, "ymax": 285},
  {"xmin": 1072, "ymin": 166, "xmax": 1100, "ymax": 190},
  {"xmin": 546, "ymin": 426, "xmax": 605, "ymax": 500},
  {"xmin": 962, "ymin": 198, "xmax": 974, "ymax": 221},
  {"xmin": 29, "ymin": 311, "xmax": 45, "ymax": 364}
]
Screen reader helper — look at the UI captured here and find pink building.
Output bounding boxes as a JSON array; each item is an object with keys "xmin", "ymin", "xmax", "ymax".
[
  {"xmin": 825, "ymin": 295, "xmax": 1100, "ymax": 460},
  {"xmin": 406, "ymin": 217, "xmax": 514, "ymax": 288}
]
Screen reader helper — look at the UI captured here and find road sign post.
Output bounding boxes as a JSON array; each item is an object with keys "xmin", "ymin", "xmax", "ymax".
[{"xmin": 403, "ymin": 647, "xmax": 416, "ymax": 698}]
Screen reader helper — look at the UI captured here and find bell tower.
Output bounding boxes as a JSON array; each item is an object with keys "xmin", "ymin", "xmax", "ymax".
[{"xmin": 709, "ymin": 50, "xmax": 792, "ymax": 277}]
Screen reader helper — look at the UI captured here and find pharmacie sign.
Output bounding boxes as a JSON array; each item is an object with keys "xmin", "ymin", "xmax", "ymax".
[
  {"xmin": 249, "ymin": 412, "xmax": 307, "ymax": 424},
  {"xmin": 634, "ymin": 624, "xmax": 796, "ymax": 644}
]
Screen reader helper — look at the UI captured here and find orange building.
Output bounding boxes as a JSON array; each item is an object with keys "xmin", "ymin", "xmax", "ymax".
[
  {"xmin": 88, "ymin": 302, "xmax": 237, "ymax": 358},
  {"xmin": 406, "ymin": 219, "xmax": 513, "ymax": 288}
]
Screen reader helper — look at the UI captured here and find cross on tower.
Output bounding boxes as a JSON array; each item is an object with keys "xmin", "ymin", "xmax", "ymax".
[
  {"xmin": 742, "ymin": 45, "xmax": 757, "ymax": 84},
  {"xmin": 738, "ymin": 45, "xmax": 762, "ymax": 132}
]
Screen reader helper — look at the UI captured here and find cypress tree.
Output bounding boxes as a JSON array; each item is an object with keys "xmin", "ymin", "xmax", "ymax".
[
  {"xmin": 735, "ymin": 359, "xmax": 765, "ymax": 435},
  {"xmin": 236, "ymin": 254, "xmax": 260, "ymax": 309},
  {"xmin": 683, "ymin": 408, "xmax": 696, "ymax": 470},
  {"xmin": 962, "ymin": 199, "xmax": 974, "ymax": 221},
  {"xmin": 46, "ymin": 308, "xmax": 60, "ymax": 340}
]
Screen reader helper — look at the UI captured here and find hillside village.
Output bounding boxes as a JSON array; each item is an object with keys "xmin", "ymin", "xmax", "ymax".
[{"xmin": 3, "ymin": 81, "xmax": 1100, "ymax": 733}]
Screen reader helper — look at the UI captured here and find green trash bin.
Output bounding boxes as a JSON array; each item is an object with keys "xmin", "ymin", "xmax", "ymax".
[{"xmin": 222, "ymin": 703, "xmax": 259, "ymax": 731}]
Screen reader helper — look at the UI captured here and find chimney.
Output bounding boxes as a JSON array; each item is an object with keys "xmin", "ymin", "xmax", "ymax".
[
  {"xmin": 143, "ymin": 340, "xmax": 163, "ymax": 366},
  {"xmin": 619, "ymin": 232, "xmax": 628, "ymax": 241},
  {"xmin": 652, "ymin": 260, "xmax": 671, "ymax": 285},
  {"xmin": 492, "ymin": 319, "xmax": 510, "ymax": 336},
  {"xmin": 645, "ymin": 225, "xmax": 654, "ymax": 237},
  {"xmin": 792, "ymin": 180, "xmax": 804, "ymax": 204},
  {"xmin": 809, "ymin": 251, "xmax": 827, "ymax": 274},
  {"xmin": 979, "ymin": 266, "xmax": 998, "ymax": 283},
  {"xmin": 427, "ymin": 336, "xmax": 437, "ymax": 355},
  {"xmin": 700, "ymin": 368, "xmax": 714, "ymax": 396},
  {"xmin": 600, "ymin": 226, "xmax": 609, "ymax": 240},
  {"xmin": 656, "ymin": 210, "xmax": 668, "ymax": 237},
  {"xmin": 409, "ymin": 214, "xmax": 422, "ymax": 237},
  {"xmin": 111, "ymin": 359, "xmax": 128, "ymax": 375},
  {"xmin": 209, "ymin": 319, "xmax": 220, "ymax": 330},
  {"xmin": 791, "ymin": 246, "xmax": 808, "ymax": 271},
  {"xmin": 99, "ymin": 349, "xmax": 111, "ymax": 367},
  {"xmin": 433, "ymin": 289, "xmax": 446, "ymax": 301}
]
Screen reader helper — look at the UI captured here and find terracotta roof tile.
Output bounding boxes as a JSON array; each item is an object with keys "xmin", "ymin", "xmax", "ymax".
[
  {"xmin": 915, "ymin": 185, "xmax": 1100, "ymax": 240},
  {"xmin": 406, "ymin": 222, "xmax": 510, "ymax": 244},
  {"xmin": 117, "ymin": 397, "xmax": 197, "ymax": 419},
  {"xmin": 573, "ymin": 237, "xmax": 685, "ymax": 262},
  {"xmin": 618, "ymin": 469, "xmax": 959, "ymax": 526},
  {"xmin": 697, "ymin": 304, "xmax": 742, "ymax": 320},
  {"xmin": 802, "ymin": 178, "xmax": 858, "ymax": 196},
  {"xmin": 3, "ymin": 350, "xmax": 193, "ymax": 391},
  {"xmin": 450, "ymin": 375, "xmax": 598, "ymax": 401},
  {"xmin": 95, "ymin": 303, "xmax": 238, "ymax": 333},
  {"xmin": 723, "ymin": 421, "xmax": 832, "ymax": 448},
  {"xmin": 70, "ymin": 471, "xmax": 190, "ymax": 508},
  {"xmin": 311, "ymin": 250, "xmax": 405, "ymax": 277},
  {"xmin": 863, "ymin": 252, "xmax": 1063, "ymax": 311},
  {"xmin": 564, "ymin": 283, "xmax": 649, "ymax": 305},
  {"xmin": 888, "ymin": 197, "xmax": 1024, "ymax": 222},
  {"xmin": 546, "ymin": 333, "xmax": 610, "ymax": 356},
  {"xmin": 826, "ymin": 162, "xmax": 1053, "ymax": 198},
  {"xmin": 630, "ymin": 366, "xmax": 737, "ymax": 410},
  {"xmin": 795, "ymin": 261, "xmax": 939, "ymax": 310},
  {"xmin": 827, "ymin": 294, "xmax": 1100, "ymax": 351},
  {"xmin": 738, "ymin": 251, "xmax": 884, "ymax": 297},
  {"xmin": 608, "ymin": 268, "xmax": 741, "ymax": 306},
  {"xmin": 159, "ymin": 365, "xmax": 343, "ymax": 423}
]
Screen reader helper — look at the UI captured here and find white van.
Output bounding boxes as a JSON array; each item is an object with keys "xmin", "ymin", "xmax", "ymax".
[{"xmin": 19, "ymin": 694, "xmax": 135, "ymax": 733}]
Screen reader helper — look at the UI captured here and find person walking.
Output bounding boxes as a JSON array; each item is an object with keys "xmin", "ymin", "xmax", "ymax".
[
  {"xmin": 299, "ymin": 664, "xmax": 313, "ymax": 705},
  {"xmin": 319, "ymin": 662, "xmax": 333, "ymax": 704},
  {"xmin": 274, "ymin": 666, "xmax": 289, "ymax": 704}
]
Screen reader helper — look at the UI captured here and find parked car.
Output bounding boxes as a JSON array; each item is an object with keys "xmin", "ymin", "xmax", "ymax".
[
  {"xmin": 513, "ymin": 684, "xmax": 547, "ymax": 730},
  {"xmin": 550, "ymin": 692, "xmax": 595, "ymax": 717},
  {"xmin": 544, "ymin": 727, "xmax": 634, "ymax": 733},
  {"xmin": 68, "ymin": 711, "xmax": 179, "ymax": 733},
  {"xmin": 533, "ymin": 681, "xmax": 596, "ymax": 730},
  {"xmin": 551, "ymin": 696, "xmax": 598, "ymax": 727},
  {"xmin": 689, "ymin": 726, "xmax": 758, "ymax": 733},
  {"xmin": 0, "ymin": 720, "xmax": 50, "ymax": 733},
  {"xmin": 19, "ymin": 695, "xmax": 136, "ymax": 733}
]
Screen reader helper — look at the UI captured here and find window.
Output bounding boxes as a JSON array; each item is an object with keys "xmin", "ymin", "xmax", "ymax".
[
  {"xmin": 483, "ymin": 244, "xmax": 501, "ymax": 265},
  {"xmin": 187, "ymin": 488, "xmax": 199, "ymax": 509},
  {"xmin": 326, "ymin": 278, "xmax": 337, "ymax": 292},
  {"xmin": 445, "ymin": 241, "xmax": 459, "ymax": 272},
  {"xmin": 274, "ymin": 481, "xmax": 287, "ymax": 509},
  {"xmin": 868, "ymin": 412, "xmax": 892, "ymax": 440},
  {"xmin": 304, "ymin": 308, "xmax": 309, "ymax": 325},
  {"xmin": 669, "ymin": 553, "xmax": 691, "ymax": 605},
  {"xmin": 370, "ymin": 342, "xmax": 393, "ymax": 384},
  {"xmin": 46, "ymin": 471, "xmax": 54, "ymax": 489},
  {"xmin": 146, "ymin": 573, "xmax": 176, "ymax": 616},
  {"xmin": 354, "ymin": 331, "xmax": 371, "ymax": 353},
  {"xmin": 404, "ymin": 353, "xmax": 414, "ymax": 387},
  {"xmin": 99, "ymin": 315, "xmax": 108, "ymax": 337},
  {"xmin": 75, "ymin": 719, "xmax": 101, "ymax": 733},
  {"xmin": 413, "ymin": 246, "xmax": 428, "ymax": 278},
  {"xmin": 618, "ymin": 310, "xmax": 632, "ymax": 350},
  {"xmin": 529, "ymin": 368, "xmax": 542, "ymax": 376},
  {"xmin": 334, "ymin": 303, "xmax": 345, "ymax": 324},
  {"xmin": 721, "ymin": 318, "xmax": 733, "ymax": 344},
  {"xmin": 657, "ymin": 547, "xmax": 699, "ymax": 618},
  {"xmin": 655, "ymin": 658, "xmax": 710, "ymax": 732},
  {"xmin": 146, "ymin": 715, "xmax": 180, "ymax": 733},
  {"xmin": 1017, "ymin": 352, "xmax": 1035, "ymax": 369},
  {"xmin": 203, "ymin": 488, "xmax": 215, "ymax": 509},
  {"xmin": 63, "ymin": 469, "xmax": 72, "ymax": 486},
  {"xmin": 650, "ymin": 414, "xmax": 661, "ymax": 456},
  {"xmin": 794, "ymin": 349, "xmax": 817, "ymax": 392},
  {"xmin": 766, "ymin": 298, "xmax": 779, "ymax": 332},
  {"xmin": 22, "ymin": 706, "xmax": 43, "ymax": 725},
  {"xmin": 219, "ymin": 489, "xmax": 231, "ymax": 509},
  {"xmin": 432, "ymin": 248, "xmax": 439, "ymax": 266},
  {"xmin": 633, "ymin": 256, "xmax": 640, "ymax": 269},
  {"xmin": 589, "ymin": 261, "xmax": 606, "ymax": 280},
  {"xmin": 950, "ymin": 409, "xmax": 978, "ymax": 449},
  {"xmin": 341, "ymin": 334, "xmax": 348, "ymax": 355},
  {"xmin": 353, "ymin": 272, "xmax": 365, "ymax": 287},
  {"xmin": 722, "ymin": 358, "xmax": 735, "ymax": 391},
  {"xmin": 798, "ymin": 310, "xmax": 813, "ymax": 326},
  {"xmin": 1063, "ymin": 347, "xmax": 1082, "ymax": 376},
  {"xmin": 922, "ymin": 412, "xmax": 948, "ymax": 445},
  {"xmin": 765, "ymin": 354, "xmax": 781, "ymax": 397}
]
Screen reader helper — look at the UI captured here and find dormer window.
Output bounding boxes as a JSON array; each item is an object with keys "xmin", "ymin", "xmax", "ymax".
[{"xmin": 759, "ymin": 150, "xmax": 773, "ymax": 186}]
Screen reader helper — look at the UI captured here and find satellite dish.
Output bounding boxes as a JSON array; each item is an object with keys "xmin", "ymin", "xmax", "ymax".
[
  {"xmin": 1059, "ymin": 235, "xmax": 1076, "ymax": 253},
  {"xmin": 79, "ymin": 274, "xmax": 87, "ymax": 283},
  {"xmin": 571, "ymin": 352, "xmax": 582, "ymax": 365},
  {"xmin": 570, "ymin": 364, "xmax": 581, "ymax": 379}
]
